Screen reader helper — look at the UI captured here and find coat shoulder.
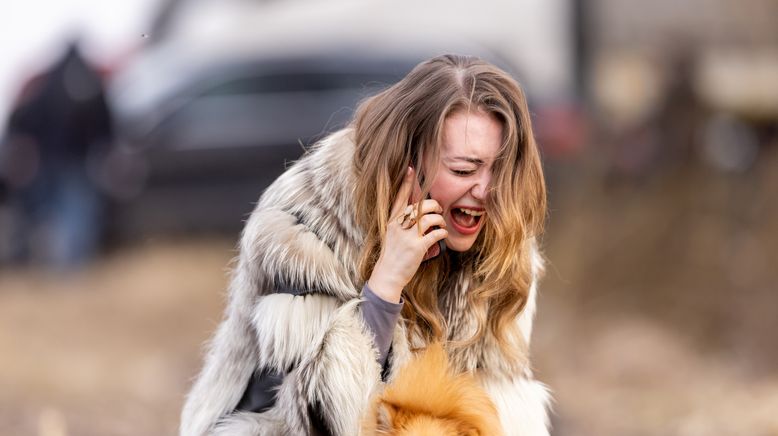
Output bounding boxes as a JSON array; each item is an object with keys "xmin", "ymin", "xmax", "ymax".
[{"xmin": 232, "ymin": 128, "xmax": 364, "ymax": 302}]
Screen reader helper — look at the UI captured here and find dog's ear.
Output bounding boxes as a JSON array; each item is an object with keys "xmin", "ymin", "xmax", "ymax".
[{"xmin": 375, "ymin": 401, "xmax": 396, "ymax": 433}]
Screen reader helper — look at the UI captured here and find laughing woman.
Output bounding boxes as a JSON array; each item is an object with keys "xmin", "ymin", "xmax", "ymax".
[{"xmin": 180, "ymin": 54, "xmax": 550, "ymax": 436}]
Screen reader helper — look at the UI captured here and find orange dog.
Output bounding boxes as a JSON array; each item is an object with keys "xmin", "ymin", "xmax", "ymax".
[{"xmin": 362, "ymin": 343, "xmax": 504, "ymax": 435}]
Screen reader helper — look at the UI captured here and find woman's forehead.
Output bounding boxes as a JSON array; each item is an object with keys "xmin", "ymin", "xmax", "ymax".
[{"xmin": 440, "ymin": 110, "xmax": 503, "ymax": 162}]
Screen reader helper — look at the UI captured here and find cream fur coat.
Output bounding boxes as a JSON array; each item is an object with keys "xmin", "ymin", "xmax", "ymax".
[{"xmin": 179, "ymin": 129, "xmax": 551, "ymax": 436}]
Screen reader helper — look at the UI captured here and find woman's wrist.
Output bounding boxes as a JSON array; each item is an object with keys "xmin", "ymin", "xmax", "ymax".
[{"xmin": 367, "ymin": 273, "xmax": 404, "ymax": 304}]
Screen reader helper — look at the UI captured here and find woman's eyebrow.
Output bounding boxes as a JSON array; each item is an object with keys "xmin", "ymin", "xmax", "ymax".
[{"xmin": 445, "ymin": 156, "xmax": 485, "ymax": 165}]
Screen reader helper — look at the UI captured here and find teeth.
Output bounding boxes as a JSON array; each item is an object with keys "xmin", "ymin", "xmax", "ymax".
[{"xmin": 457, "ymin": 208, "xmax": 484, "ymax": 217}]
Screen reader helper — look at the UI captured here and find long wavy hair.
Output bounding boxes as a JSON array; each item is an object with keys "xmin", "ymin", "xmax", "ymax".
[{"xmin": 352, "ymin": 54, "xmax": 546, "ymax": 363}]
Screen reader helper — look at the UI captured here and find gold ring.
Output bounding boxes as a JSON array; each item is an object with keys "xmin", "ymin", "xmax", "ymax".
[{"xmin": 399, "ymin": 205, "xmax": 417, "ymax": 229}]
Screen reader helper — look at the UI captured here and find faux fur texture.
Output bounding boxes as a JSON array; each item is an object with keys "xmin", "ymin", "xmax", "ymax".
[{"xmin": 180, "ymin": 129, "xmax": 551, "ymax": 436}]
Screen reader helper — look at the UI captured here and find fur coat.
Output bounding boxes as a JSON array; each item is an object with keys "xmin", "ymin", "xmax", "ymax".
[{"xmin": 179, "ymin": 129, "xmax": 551, "ymax": 436}]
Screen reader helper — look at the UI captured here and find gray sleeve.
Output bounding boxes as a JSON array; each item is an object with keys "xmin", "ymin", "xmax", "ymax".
[{"xmin": 359, "ymin": 283, "xmax": 404, "ymax": 365}]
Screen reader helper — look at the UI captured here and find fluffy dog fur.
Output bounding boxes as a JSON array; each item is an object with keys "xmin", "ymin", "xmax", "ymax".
[{"xmin": 362, "ymin": 343, "xmax": 504, "ymax": 436}]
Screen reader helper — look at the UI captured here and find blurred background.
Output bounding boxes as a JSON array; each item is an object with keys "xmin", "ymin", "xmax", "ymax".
[{"xmin": 0, "ymin": 0, "xmax": 776, "ymax": 435}]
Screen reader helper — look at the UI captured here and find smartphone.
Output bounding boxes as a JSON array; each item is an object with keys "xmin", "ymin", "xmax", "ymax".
[{"xmin": 425, "ymin": 208, "xmax": 447, "ymax": 261}]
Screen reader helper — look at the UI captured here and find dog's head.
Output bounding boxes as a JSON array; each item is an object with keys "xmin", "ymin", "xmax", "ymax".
[
  {"xmin": 363, "ymin": 343, "xmax": 504, "ymax": 436},
  {"xmin": 373, "ymin": 401, "xmax": 479, "ymax": 436}
]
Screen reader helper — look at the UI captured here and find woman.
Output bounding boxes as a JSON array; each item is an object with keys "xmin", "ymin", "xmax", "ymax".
[{"xmin": 180, "ymin": 54, "xmax": 550, "ymax": 436}]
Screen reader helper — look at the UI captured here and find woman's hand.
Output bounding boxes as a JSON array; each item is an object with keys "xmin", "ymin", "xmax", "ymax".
[{"xmin": 367, "ymin": 167, "xmax": 448, "ymax": 303}]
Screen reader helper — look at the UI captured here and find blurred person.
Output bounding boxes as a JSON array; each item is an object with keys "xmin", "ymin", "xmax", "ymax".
[
  {"xmin": 651, "ymin": 48, "xmax": 708, "ymax": 170},
  {"xmin": 181, "ymin": 55, "xmax": 550, "ymax": 436},
  {"xmin": 608, "ymin": 46, "xmax": 709, "ymax": 184},
  {"xmin": 0, "ymin": 40, "xmax": 113, "ymax": 269}
]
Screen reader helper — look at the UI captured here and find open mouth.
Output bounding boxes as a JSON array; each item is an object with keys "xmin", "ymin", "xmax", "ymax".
[{"xmin": 451, "ymin": 207, "xmax": 484, "ymax": 232}]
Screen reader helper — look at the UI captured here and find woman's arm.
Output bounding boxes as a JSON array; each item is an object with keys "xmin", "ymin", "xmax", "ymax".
[
  {"xmin": 360, "ymin": 283, "xmax": 404, "ymax": 365},
  {"xmin": 232, "ymin": 283, "xmax": 402, "ymax": 421}
]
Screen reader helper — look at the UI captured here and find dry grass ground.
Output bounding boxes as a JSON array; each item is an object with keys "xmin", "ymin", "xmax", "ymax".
[
  {"xmin": 535, "ymin": 148, "xmax": 778, "ymax": 435},
  {"xmin": 0, "ymin": 240, "xmax": 233, "ymax": 436}
]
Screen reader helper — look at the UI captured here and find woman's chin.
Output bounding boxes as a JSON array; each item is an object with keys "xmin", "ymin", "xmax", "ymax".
[{"xmin": 444, "ymin": 236, "xmax": 476, "ymax": 252}]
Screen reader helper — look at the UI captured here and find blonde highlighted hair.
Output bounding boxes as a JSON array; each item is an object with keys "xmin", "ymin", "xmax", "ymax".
[{"xmin": 352, "ymin": 54, "xmax": 546, "ymax": 363}]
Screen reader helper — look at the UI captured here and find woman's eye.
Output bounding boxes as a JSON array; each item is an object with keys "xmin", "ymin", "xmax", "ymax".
[{"xmin": 452, "ymin": 169, "xmax": 475, "ymax": 176}]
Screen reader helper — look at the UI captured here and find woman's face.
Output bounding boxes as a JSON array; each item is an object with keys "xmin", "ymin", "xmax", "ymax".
[{"xmin": 426, "ymin": 109, "xmax": 503, "ymax": 252}]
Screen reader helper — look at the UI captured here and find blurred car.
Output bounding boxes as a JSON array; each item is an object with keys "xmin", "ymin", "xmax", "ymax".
[
  {"xmin": 105, "ymin": 0, "xmax": 576, "ymax": 238},
  {"xmin": 107, "ymin": 52, "xmax": 420, "ymax": 237}
]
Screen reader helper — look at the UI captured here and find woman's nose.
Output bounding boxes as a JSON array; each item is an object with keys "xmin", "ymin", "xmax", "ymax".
[{"xmin": 470, "ymin": 172, "xmax": 491, "ymax": 200}]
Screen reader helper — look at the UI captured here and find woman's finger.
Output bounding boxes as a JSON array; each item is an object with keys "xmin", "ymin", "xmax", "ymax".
[
  {"xmin": 422, "ymin": 228, "xmax": 448, "ymax": 249},
  {"xmin": 398, "ymin": 199, "xmax": 442, "ymax": 227},
  {"xmin": 417, "ymin": 213, "xmax": 446, "ymax": 235},
  {"xmin": 390, "ymin": 167, "xmax": 415, "ymax": 219},
  {"xmin": 415, "ymin": 198, "xmax": 443, "ymax": 215}
]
